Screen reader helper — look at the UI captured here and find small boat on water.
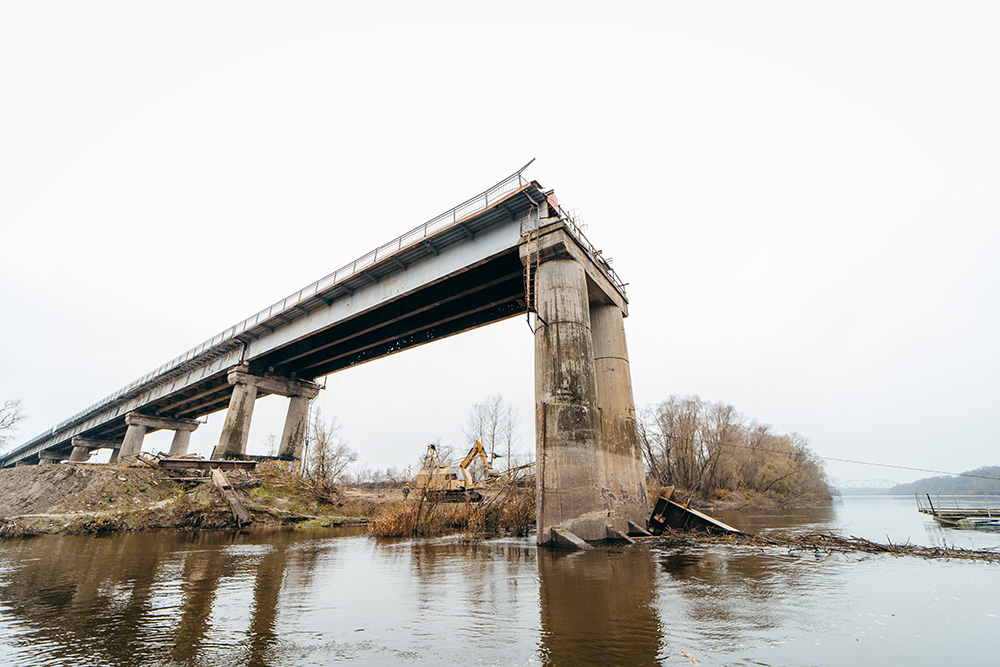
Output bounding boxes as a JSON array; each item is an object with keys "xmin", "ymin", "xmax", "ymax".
[{"xmin": 955, "ymin": 517, "xmax": 1000, "ymax": 531}]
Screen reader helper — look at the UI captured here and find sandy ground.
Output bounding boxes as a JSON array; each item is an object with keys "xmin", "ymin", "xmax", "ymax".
[{"xmin": 0, "ymin": 463, "xmax": 388, "ymax": 537}]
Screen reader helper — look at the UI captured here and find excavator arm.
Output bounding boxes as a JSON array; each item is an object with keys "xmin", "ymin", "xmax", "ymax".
[{"xmin": 460, "ymin": 441, "xmax": 501, "ymax": 478}]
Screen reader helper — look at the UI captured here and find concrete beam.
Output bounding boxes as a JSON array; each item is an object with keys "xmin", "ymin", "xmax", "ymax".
[
  {"xmin": 550, "ymin": 529, "xmax": 593, "ymax": 550},
  {"xmin": 125, "ymin": 412, "xmax": 200, "ymax": 432},
  {"xmin": 38, "ymin": 451, "xmax": 65, "ymax": 463},
  {"xmin": 71, "ymin": 437, "xmax": 121, "ymax": 450},
  {"xmin": 523, "ymin": 220, "xmax": 628, "ymax": 314},
  {"xmin": 227, "ymin": 368, "xmax": 322, "ymax": 399}
]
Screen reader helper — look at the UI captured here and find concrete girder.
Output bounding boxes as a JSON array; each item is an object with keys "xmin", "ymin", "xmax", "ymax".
[{"xmin": 125, "ymin": 413, "xmax": 200, "ymax": 432}]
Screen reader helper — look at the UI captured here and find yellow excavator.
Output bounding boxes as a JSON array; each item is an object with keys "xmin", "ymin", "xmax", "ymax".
[{"xmin": 415, "ymin": 441, "xmax": 501, "ymax": 502}]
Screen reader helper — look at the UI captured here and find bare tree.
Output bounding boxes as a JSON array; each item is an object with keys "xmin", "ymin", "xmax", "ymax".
[
  {"xmin": 261, "ymin": 432, "xmax": 279, "ymax": 457},
  {"xmin": 306, "ymin": 408, "xmax": 357, "ymax": 488},
  {"xmin": 0, "ymin": 400, "xmax": 25, "ymax": 452},
  {"xmin": 463, "ymin": 393, "xmax": 521, "ymax": 470}
]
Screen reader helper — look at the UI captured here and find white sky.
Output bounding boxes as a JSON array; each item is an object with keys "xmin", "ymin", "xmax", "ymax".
[{"xmin": 2, "ymin": 1, "xmax": 998, "ymax": 485}]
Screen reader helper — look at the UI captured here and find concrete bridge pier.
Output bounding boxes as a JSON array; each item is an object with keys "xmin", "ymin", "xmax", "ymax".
[
  {"xmin": 590, "ymin": 303, "xmax": 648, "ymax": 530},
  {"xmin": 118, "ymin": 413, "xmax": 201, "ymax": 461},
  {"xmin": 523, "ymin": 221, "xmax": 647, "ymax": 547},
  {"xmin": 69, "ymin": 437, "xmax": 119, "ymax": 462},
  {"xmin": 212, "ymin": 367, "xmax": 322, "ymax": 460},
  {"xmin": 38, "ymin": 451, "xmax": 65, "ymax": 465},
  {"xmin": 277, "ymin": 392, "xmax": 320, "ymax": 459},
  {"xmin": 532, "ymin": 255, "xmax": 606, "ymax": 544}
]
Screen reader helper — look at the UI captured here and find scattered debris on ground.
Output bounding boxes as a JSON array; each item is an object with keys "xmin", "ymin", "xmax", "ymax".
[
  {"xmin": 0, "ymin": 461, "xmax": 386, "ymax": 539},
  {"xmin": 648, "ymin": 529, "xmax": 1000, "ymax": 563}
]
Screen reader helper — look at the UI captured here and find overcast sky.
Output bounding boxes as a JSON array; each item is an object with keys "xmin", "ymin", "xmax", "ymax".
[{"xmin": 2, "ymin": 1, "xmax": 998, "ymax": 484}]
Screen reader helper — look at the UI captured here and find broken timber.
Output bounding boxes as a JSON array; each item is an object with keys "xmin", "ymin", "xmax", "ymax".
[{"xmin": 211, "ymin": 468, "xmax": 253, "ymax": 527}]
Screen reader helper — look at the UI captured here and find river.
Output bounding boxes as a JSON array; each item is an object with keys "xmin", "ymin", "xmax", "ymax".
[{"xmin": 0, "ymin": 496, "xmax": 995, "ymax": 666}]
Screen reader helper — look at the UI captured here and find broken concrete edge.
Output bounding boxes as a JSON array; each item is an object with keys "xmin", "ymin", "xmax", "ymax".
[
  {"xmin": 548, "ymin": 528, "xmax": 594, "ymax": 550},
  {"xmin": 627, "ymin": 520, "xmax": 652, "ymax": 537},
  {"xmin": 605, "ymin": 525, "xmax": 635, "ymax": 544}
]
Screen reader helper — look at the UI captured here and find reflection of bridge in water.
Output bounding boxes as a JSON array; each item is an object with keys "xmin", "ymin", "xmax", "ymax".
[
  {"xmin": 0, "ymin": 527, "xmax": 847, "ymax": 665},
  {"xmin": 3, "ymin": 166, "xmax": 649, "ymax": 546}
]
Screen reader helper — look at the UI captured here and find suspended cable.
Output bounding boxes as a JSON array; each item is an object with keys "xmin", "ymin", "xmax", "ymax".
[{"xmin": 655, "ymin": 434, "xmax": 1000, "ymax": 482}]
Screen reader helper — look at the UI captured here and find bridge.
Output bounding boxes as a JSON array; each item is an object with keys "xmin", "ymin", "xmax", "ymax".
[{"xmin": 2, "ymin": 165, "xmax": 647, "ymax": 546}]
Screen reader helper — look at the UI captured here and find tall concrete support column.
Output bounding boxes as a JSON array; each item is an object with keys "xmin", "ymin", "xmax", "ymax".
[
  {"xmin": 213, "ymin": 380, "xmax": 258, "ymax": 460},
  {"xmin": 277, "ymin": 394, "xmax": 314, "ymax": 459},
  {"xmin": 590, "ymin": 304, "xmax": 649, "ymax": 529},
  {"xmin": 119, "ymin": 423, "xmax": 148, "ymax": 461},
  {"xmin": 69, "ymin": 446, "xmax": 91, "ymax": 462},
  {"xmin": 533, "ymin": 257, "xmax": 607, "ymax": 543},
  {"xmin": 169, "ymin": 430, "xmax": 194, "ymax": 457}
]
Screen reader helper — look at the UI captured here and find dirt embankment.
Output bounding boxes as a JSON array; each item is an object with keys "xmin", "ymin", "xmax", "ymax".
[{"xmin": 0, "ymin": 463, "xmax": 389, "ymax": 538}]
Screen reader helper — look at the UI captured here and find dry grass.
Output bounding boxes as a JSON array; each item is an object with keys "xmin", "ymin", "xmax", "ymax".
[{"xmin": 368, "ymin": 487, "xmax": 535, "ymax": 539}]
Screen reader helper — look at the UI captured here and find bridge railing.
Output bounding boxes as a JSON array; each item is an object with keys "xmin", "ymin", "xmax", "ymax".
[
  {"xmin": 543, "ymin": 197, "xmax": 627, "ymax": 296},
  {"xmin": 32, "ymin": 164, "xmax": 536, "ymax": 445}
]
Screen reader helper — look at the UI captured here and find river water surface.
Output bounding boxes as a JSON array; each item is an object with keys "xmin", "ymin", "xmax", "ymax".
[{"xmin": 0, "ymin": 496, "xmax": 995, "ymax": 666}]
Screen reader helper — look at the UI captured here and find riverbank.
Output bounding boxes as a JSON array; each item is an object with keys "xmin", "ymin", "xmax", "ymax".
[{"xmin": 0, "ymin": 463, "xmax": 388, "ymax": 538}]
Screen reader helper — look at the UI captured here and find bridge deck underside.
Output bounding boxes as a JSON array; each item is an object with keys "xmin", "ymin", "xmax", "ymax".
[{"xmin": 66, "ymin": 250, "xmax": 527, "ymax": 450}]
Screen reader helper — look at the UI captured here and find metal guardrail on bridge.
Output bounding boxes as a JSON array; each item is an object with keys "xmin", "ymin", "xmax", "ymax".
[{"xmin": 14, "ymin": 161, "xmax": 628, "ymax": 459}]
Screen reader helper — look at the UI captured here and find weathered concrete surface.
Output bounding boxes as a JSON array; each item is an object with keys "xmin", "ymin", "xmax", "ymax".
[
  {"xmin": 590, "ymin": 303, "xmax": 648, "ymax": 530},
  {"xmin": 277, "ymin": 395, "xmax": 311, "ymax": 459},
  {"xmin": 212, "ymin": 378, "xmax": 258, "ymax": 459},
  {"xmin": 38, "ymin": 451, "xmax": 64, "ymax": 464},
  {"xmin": 213, "ymin": 367, "xmax": 322, "ymax": 460},
  {"xmin": 532, "ymin": 255, "xmax": 609, "ymax": 543},
  {"xmin": 125, "ymin": 413, "xmax": 200, "ymax": 432},
  {"xmin": 168, "ymin": 430, "xmax": 193, "ymax": 457},
  {"xmin": 118, "ymin": 423, "xmax": 148, "ymax": 461},
  {"xmin": 69, "ymin": 446, "xmax": 91, "ymax": 462},
  {"xmin": 523, "ymin": 222, "xmax": 645, "ymax": 545}
]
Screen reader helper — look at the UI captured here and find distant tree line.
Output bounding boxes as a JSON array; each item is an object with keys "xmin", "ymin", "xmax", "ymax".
[
  {"xmin": 891, "ymin": 466, "xmax": 1000, "ymax": 496},
  {"xmin": 639, "ymin": 395, "xmax": 831, "ymax": 505}
]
